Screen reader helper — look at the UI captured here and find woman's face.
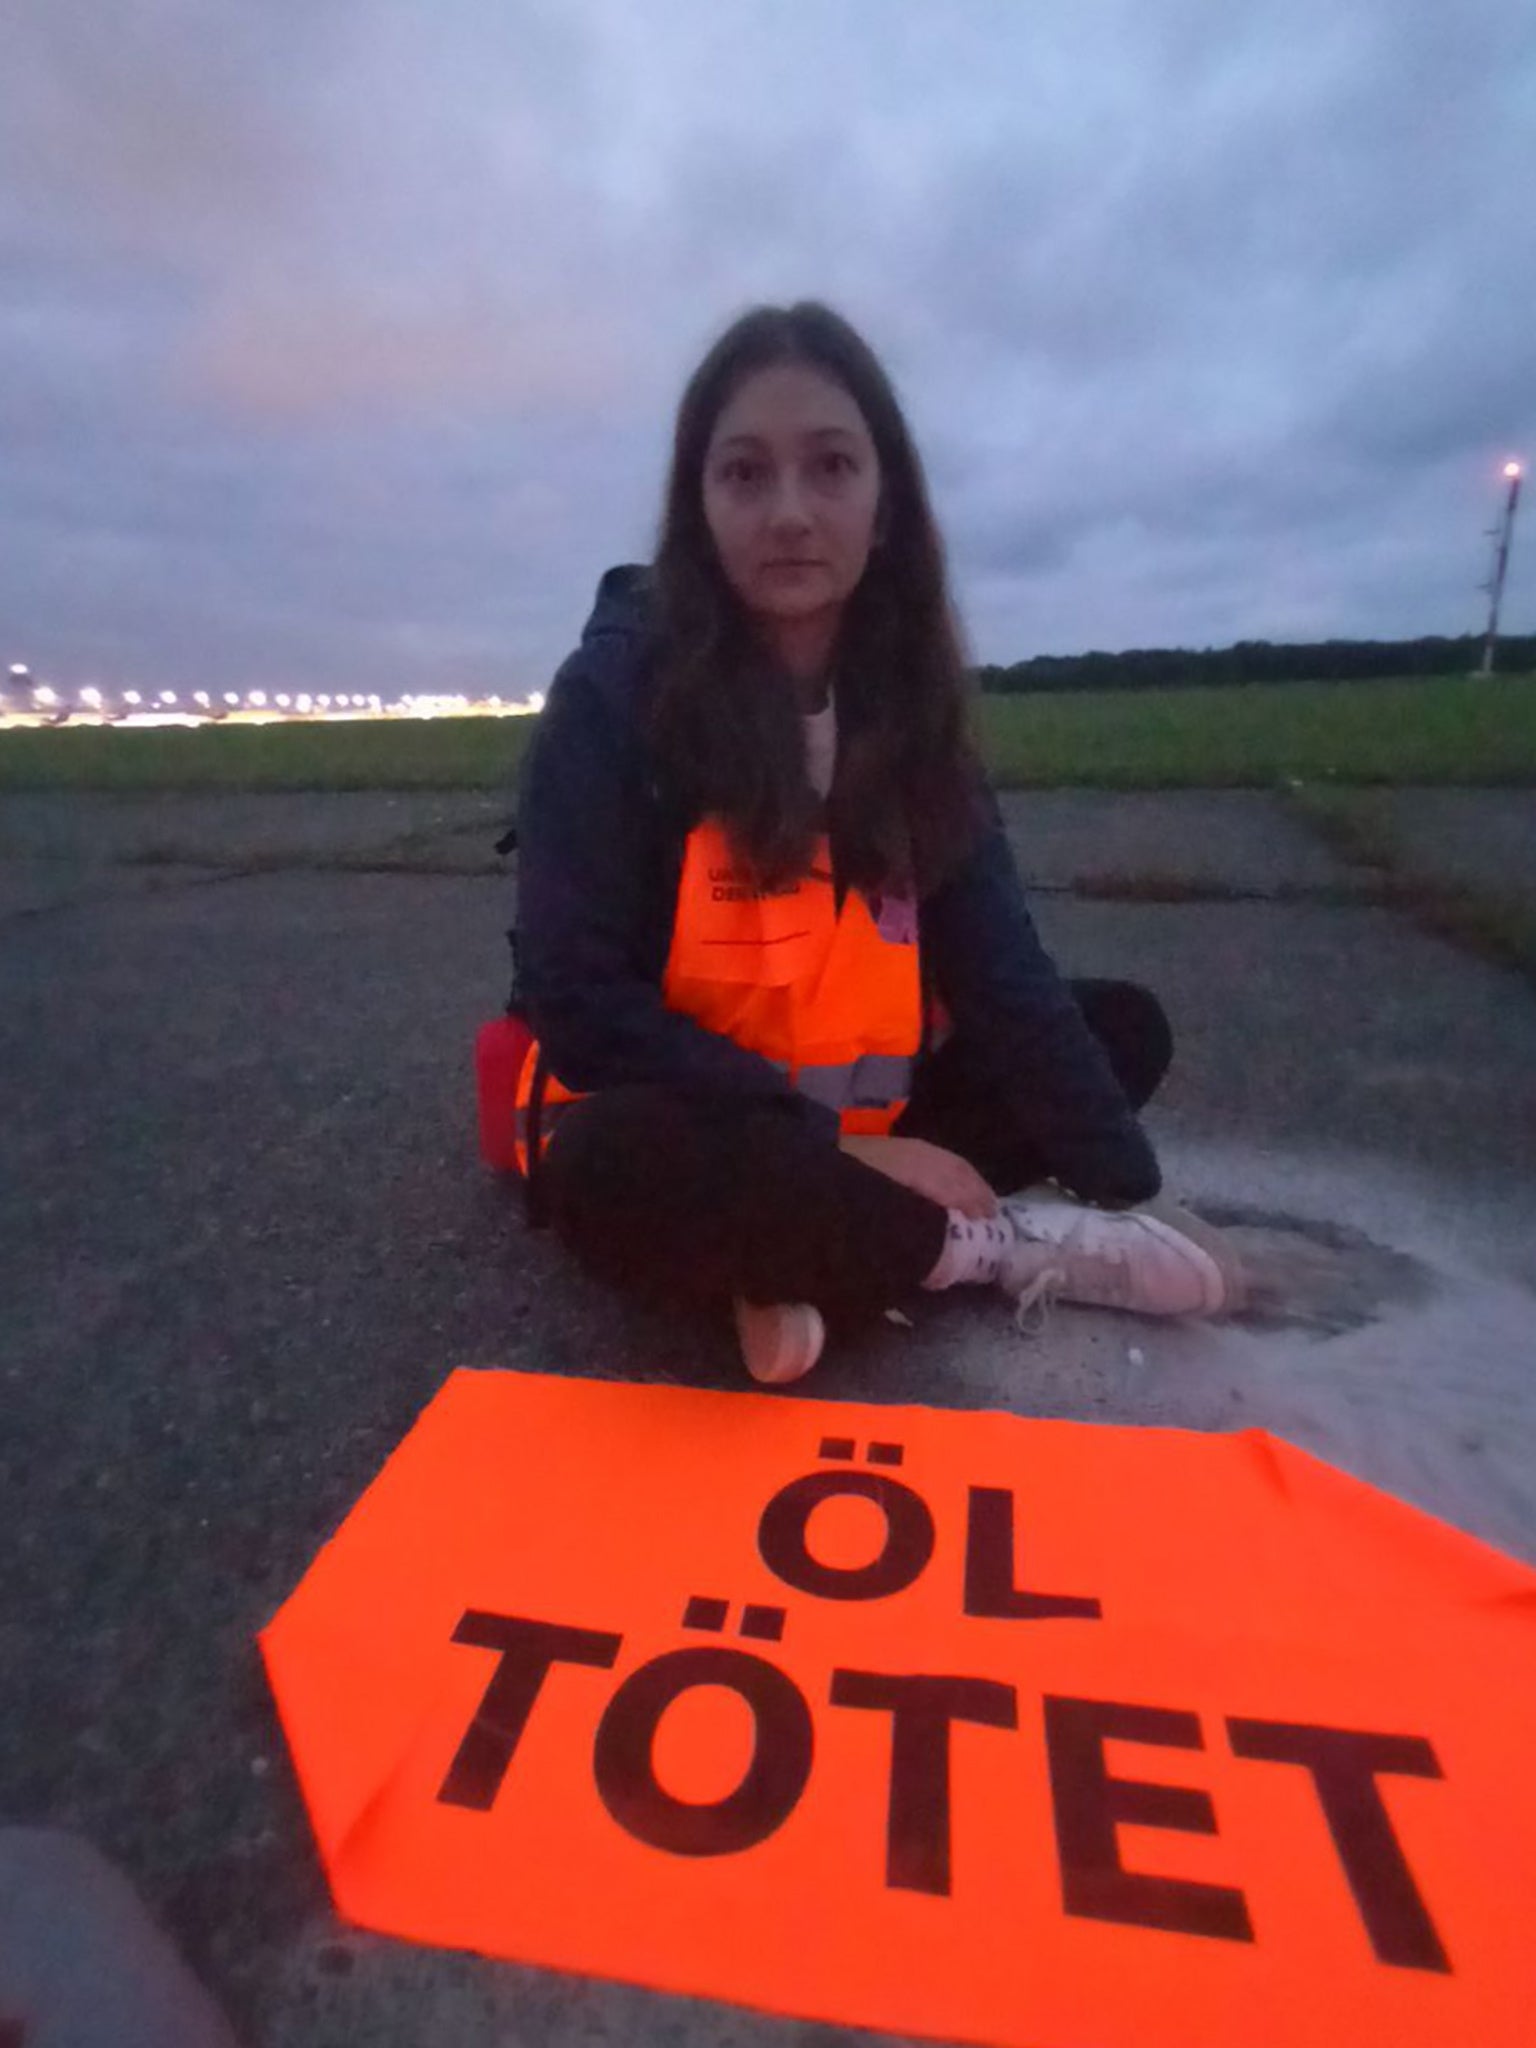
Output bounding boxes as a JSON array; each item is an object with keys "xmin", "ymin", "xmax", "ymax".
[{"xmin": 701, "ymin": 362, "xmax": 883, "ymax": 645}]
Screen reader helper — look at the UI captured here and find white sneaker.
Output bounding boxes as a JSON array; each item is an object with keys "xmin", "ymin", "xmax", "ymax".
[
  {"xmin": 734, "ymin": 1298, "xmax": 826, "ymax": 1385},
  {"xmin": 997, "ymin": 1190, "xmax": 1245, "ymax": 1319}
]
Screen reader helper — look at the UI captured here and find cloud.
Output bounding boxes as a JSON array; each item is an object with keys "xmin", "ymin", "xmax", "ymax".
[
  {"xmin": 1, "ymin": 0, "xmax": 320, "ymax": 260},
  {"xmin": 1, "ymin": 0, "xmax": 1532, "ymax": 692}
]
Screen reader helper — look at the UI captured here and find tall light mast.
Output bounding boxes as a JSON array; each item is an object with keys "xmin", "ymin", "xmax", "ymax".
[{"xmin": 1479, "ymin": 460, "xmax": 1525, "ymax": 675}]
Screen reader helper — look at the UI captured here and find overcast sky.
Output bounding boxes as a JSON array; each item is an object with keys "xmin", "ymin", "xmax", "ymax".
[{"xmin": 3, "ymin": 0, "xmax": 1533, "ymax": 697}]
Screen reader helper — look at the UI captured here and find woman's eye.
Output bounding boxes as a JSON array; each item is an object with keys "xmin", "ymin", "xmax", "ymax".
[{"xmin": 719, "ymin": 453, "xmax": 853, "ymax": 485}]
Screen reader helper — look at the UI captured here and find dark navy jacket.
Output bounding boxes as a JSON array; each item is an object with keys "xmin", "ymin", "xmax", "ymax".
[{"xmin": 510, "ymin": 564, "xmax": 1160, "ymax": 1207}]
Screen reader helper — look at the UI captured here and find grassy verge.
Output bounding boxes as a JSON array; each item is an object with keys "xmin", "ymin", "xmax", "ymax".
[
  {"xmin": 3, "ymin": 673, "xmax": 1535, "ymax": 793},
  {"xmin": 1287, "ymin": 784, "xmax": 1536, "ymax": 992},
  {"xmin": 973, "ymin": 672, "xmax": 1536, "ymax": 787},
  {"xmin": 0, "ymin": 717, "xmax": 533, "ymax": 794}
]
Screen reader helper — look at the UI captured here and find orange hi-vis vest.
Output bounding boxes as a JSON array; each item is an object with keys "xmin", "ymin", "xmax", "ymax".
[{"xmin": 511, "ymin": 819, "xmax": 923, "ymax": 1175}]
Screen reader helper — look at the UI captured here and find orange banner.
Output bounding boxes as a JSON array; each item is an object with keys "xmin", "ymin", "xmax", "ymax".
[{"xmin": 261, "ymin": 1370, "xmax": 1536, "ymax": 2047}]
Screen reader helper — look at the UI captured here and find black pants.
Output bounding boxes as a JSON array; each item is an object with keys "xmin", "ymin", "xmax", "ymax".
[{"xmin": 541, "ymin": 980, "xmax": 1171, "ymax": 1329}]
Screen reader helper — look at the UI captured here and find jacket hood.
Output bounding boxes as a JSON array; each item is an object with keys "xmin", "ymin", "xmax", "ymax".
[{"xmin": 582, "ymin": 562, "xmax": 657, "ymax": 649}]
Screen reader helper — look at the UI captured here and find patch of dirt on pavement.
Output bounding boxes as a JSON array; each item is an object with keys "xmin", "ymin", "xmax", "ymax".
[{"xmin": 1192, "ymin": 1201, "xmax": 1434, "ymax": 1338}]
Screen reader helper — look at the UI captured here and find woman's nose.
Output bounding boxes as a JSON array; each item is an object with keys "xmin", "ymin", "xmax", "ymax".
[{"xmin": 766, "ymin": 479, "xmax": 813, "ymax": 528}]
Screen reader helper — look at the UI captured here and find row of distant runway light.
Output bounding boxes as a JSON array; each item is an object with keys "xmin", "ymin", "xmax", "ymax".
[{"xmin": 0, "ymin": 664, "xmax": 544, "ymax": 729}]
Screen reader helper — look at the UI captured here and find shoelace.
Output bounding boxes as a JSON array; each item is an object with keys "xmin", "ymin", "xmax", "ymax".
[
  {"xmin": 1010, "ymin": 1216, "xmax": 1144, "ymax": 1330},
  {"xmin": 1012, "ymin": 1265, "xmax": 1065, "ymax": 1337}
]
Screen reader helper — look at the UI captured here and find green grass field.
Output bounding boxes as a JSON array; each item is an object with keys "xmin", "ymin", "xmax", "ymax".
[
  {"xmin": 3, "ymin": 672, "xmax": 1534, "ymax": 793},
  {"xmin": 973, "ymin": 672, "xmax": 1536, "ymax": 788}
]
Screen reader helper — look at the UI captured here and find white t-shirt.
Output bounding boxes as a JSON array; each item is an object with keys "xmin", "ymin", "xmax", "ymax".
[{"xmin": 802, "ymin": 692, "xmax": 837, "ymax": 800}]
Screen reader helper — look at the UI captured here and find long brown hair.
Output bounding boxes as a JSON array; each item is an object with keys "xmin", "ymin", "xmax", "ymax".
[{"xmin": 649, "ymin": 301, "xmax": 985, "ymax": 898}]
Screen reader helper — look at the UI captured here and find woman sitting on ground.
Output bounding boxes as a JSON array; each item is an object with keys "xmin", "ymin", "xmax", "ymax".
[{"xmin": 510, "ymin": 299, "xmax": 1243, "ymax": 1385}]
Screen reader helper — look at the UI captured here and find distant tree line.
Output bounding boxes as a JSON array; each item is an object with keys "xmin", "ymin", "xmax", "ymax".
[{"xmin": 973, "ymin": 633, "xmax": 1536, "ymax": 693}]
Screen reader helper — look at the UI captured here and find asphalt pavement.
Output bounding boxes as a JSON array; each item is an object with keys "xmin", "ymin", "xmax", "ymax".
[{"xmin": 3, "ymin": 790, "xmax": 1535, "ymax": 2046}]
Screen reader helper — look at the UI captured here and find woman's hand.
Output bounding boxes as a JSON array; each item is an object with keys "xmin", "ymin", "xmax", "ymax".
[{"xmin": 838, "ymin": 1134, "xmax": 1000, "ymax": 1219}]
